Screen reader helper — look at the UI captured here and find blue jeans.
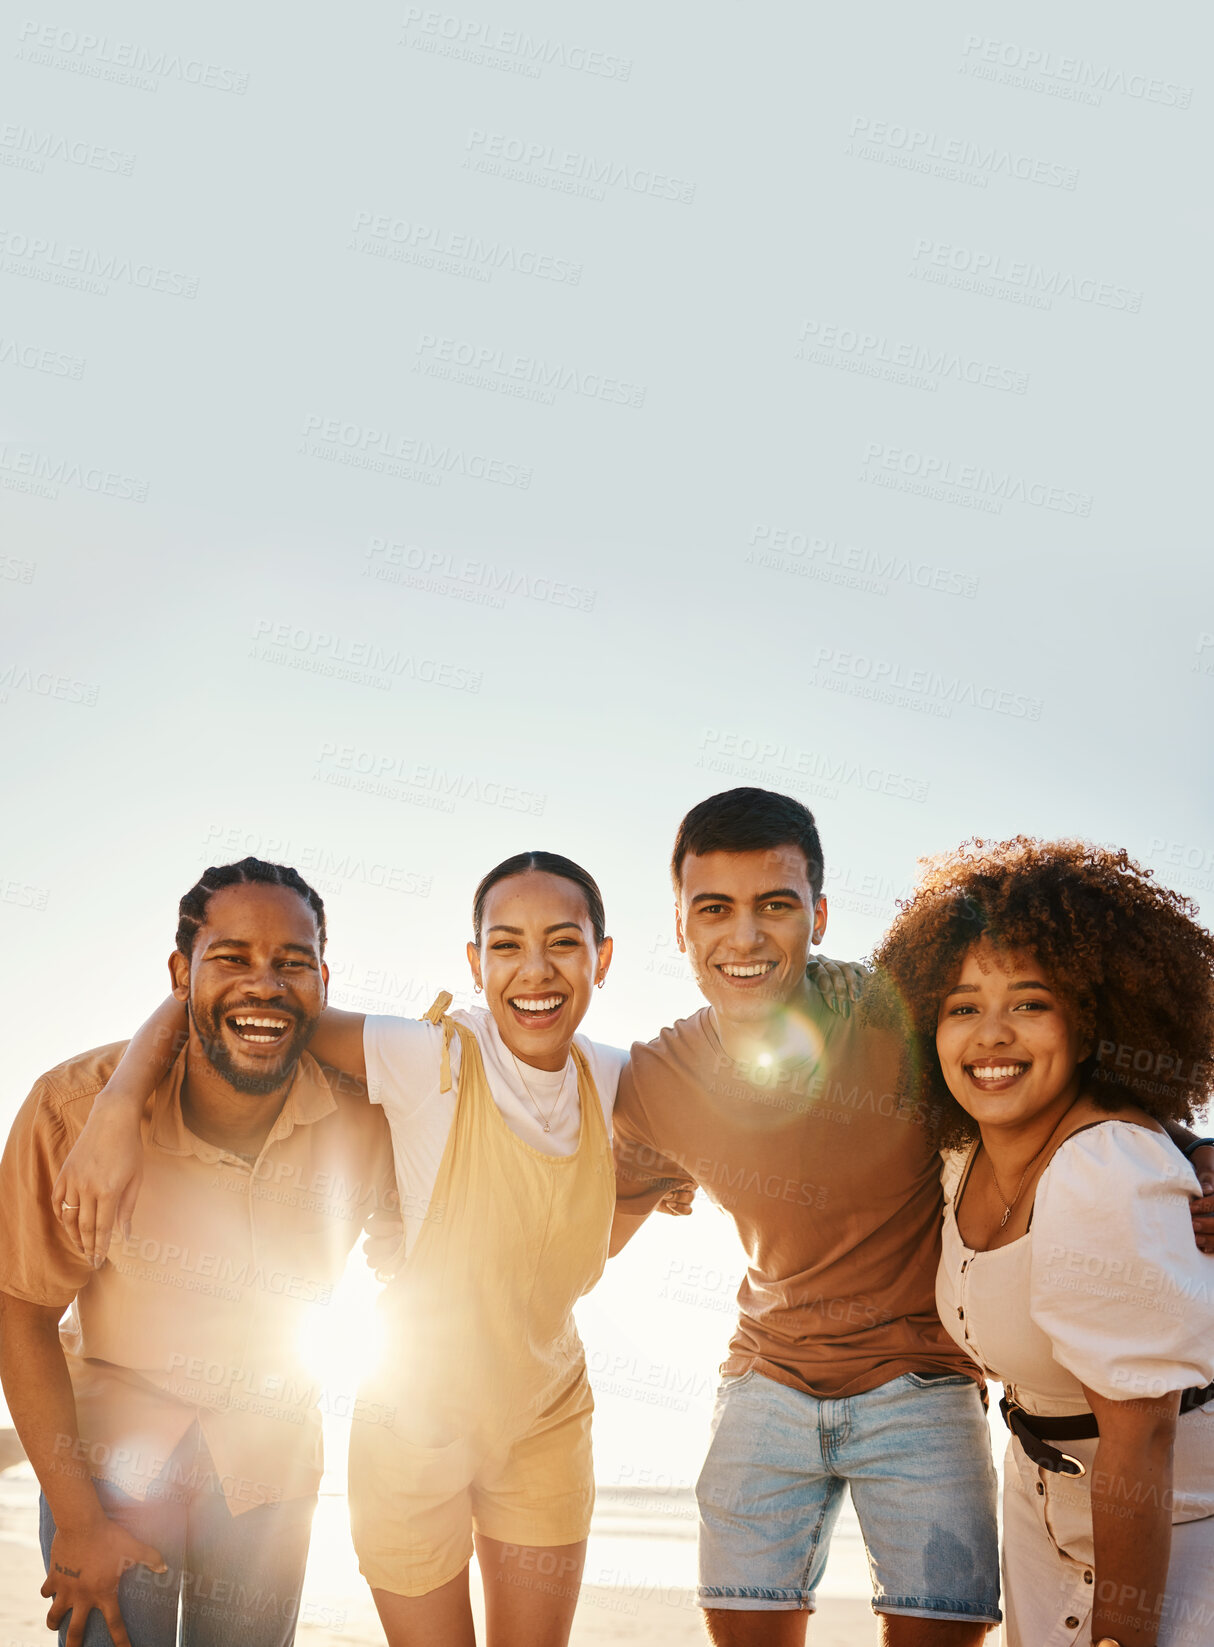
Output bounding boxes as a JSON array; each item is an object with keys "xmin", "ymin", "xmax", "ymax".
[
  {"xmin": 39, "ymin": 1425, "xmax": 316, "ymax": 1647},
  {"xmin": 696, "ymin": 1368, "xmax": 1001, "ymax": 1620}
]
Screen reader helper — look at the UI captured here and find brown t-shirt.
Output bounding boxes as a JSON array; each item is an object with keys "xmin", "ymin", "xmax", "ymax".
[{"xmin": 613, "ymin": 994, "xmax": 977, "ymax": 1398}]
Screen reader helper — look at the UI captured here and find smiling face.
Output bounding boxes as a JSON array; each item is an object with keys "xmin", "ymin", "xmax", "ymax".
[
  {"xmin": 935, "ymin": 940, "xmax": 1088, "ymax": 1134},
  {"xmin": 466, "ymin": 870, "xmax": 612, "ymax": 1071},
  {"xmin": 170, "ymin": 883, "xmax": 328, "ymax": 1095},
  {"xmin": 676, "ymin": 846, "xmax": 827, "ymax": 1026}
]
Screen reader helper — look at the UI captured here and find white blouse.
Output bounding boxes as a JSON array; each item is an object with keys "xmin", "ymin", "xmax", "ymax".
[{"xmin": 937, "ymin": 1120, "xmax": 1214, "ymax": 1520}]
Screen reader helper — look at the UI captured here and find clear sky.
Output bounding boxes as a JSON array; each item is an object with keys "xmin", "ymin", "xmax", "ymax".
[{"xmin": 2, "ymin": 1, "xmax": 1211, "ymax": 1487}]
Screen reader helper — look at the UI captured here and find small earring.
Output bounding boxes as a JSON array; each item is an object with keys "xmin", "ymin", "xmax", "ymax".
[
  {"xmin": 596, "ymin": 978, "xmax": 605, "ymax": 989},
  {"xmin": 474, "ymin": 982, "xmax": 483, "ymax": 993}
]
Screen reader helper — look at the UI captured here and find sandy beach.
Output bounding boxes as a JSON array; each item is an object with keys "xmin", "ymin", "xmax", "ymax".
[{"xmin": 1, "ymin": 1458, "xmax": 880, "ymax": 1646}]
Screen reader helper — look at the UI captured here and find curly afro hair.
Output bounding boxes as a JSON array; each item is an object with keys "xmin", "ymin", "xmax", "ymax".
[{"xmin": 868, "ymin": 837, "xmax": 1214, "ymax": 1148}]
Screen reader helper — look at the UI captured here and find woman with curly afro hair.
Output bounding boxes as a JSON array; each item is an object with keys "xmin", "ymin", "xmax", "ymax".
[{"xmin": 871, "ymin": 837, "xmax": 1214, "ymax": 1647}]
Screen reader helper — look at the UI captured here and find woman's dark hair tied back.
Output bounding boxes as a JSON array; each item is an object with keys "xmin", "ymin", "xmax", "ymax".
[{"xmin": 472, "ymin": 852, "xmax": 606, "ymax": 947}]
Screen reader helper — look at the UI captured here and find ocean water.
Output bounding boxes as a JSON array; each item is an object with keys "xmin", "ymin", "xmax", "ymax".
[{"xmin": 585, "ymin": 1484, "xmax": 873, "ymax": 1598}]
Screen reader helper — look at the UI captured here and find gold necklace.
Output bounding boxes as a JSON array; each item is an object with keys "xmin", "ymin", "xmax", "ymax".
[
  {"xmin": 508, "ymin": 1048, "xmax": 571, "ymax": 1134},
  {"xmin": 986, "ymin": 1109, "xmax": 1073, "ymax": 1228}
]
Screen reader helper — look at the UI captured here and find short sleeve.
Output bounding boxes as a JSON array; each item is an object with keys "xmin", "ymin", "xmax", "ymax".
[
  {"xmin": 612, "ymin": 1053, "xmax": 696, "ymax": 1214},
  {"xmin": 1030, "ymin": 1123, "xmax": 1214, "ymax": 1402},
  {"xmin": 0, "ymin": 1080, "xmax": 94, "ymax": 1307},
  {"xmin": 362, "ymin": 1015, "xmax": 450, "ymax": 1123},
  {"xmin": 939, "ymin": 1146, "xmax": 969, "ymax": 1205},
  {"xmin": 581, "ymin": 1040, "xmax": 628, "ymax": 1113}
]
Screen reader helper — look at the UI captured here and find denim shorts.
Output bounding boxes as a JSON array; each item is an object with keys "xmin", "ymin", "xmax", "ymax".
[{"xmin": 696, "ymin": 1367, "xmax": 1001, "ymax": 1620}]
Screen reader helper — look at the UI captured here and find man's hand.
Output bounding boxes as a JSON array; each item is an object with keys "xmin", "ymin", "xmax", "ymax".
[
  {"xmin": 42, "ymin": 1516, "xmax": 166, "ymax": 1647},
  {"xmin": 51, "ymin": 1103, "xmax": 145, "ymax": 1270},
  {"xmin": 656, "ymin": 1184, "xmax": 695, "ymax": 1218},
  {"xmin": 1190, "ymin": 1145, "xmax": 1214, "ymax": 1254},
  {"xmin": 363, "ymin": 1208, "xmax": 406, "ymax": 1281},
  {"xmin": 806, "ymin": 954, "xmax": 869, "ymax": 1016}
]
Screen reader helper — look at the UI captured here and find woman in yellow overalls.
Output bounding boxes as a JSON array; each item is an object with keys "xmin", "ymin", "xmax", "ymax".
[
  {"xmin": 349, "ymin": 977, "xmax": 614, "ymax": 1644},
  {"xmin": 51, "ymin": 850, "xmax": 648, "ymax": 1647}
]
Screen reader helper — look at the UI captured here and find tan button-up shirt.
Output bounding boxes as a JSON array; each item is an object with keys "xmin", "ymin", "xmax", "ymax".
[{"xmin": 0, "ymin": 1042, "xmax": 394, "ymax": 1514}]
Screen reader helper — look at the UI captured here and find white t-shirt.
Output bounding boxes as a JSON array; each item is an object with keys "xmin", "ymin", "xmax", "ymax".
[{"xmin": 364, "ymin": 1006, "xmax": 628, "ymax": 1254}]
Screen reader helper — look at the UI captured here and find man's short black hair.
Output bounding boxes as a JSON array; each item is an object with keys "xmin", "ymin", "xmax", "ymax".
[
  {"xmin": 176, "ymin": 858, "xmax": 327, "ymax": 958},
  {"xmin": 671, "ymin": 788, "xmax": 825, "ymax": 903}
]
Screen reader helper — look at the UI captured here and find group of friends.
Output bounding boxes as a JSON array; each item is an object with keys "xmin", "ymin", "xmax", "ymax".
[{"xmin": 1, "ymin": 785, "xmax": 1212, "ymax": 1647}]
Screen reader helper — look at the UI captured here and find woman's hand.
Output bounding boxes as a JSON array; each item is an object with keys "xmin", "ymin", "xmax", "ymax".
[
  {"xmin": 51, "ymin": 1098, "xmax": 145, "ymax": 1269},
  {"xmin": 806, "ymin": 955, "xmax": 868, "ymax": 1016}
]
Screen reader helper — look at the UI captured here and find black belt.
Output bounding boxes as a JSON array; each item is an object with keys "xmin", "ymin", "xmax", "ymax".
[{"xmin": 1001, "ymin": 1382, "xmax": 1214, "ymax": 1477}]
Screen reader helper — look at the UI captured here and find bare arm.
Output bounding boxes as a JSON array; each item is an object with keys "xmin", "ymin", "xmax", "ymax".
[
  {"xmin": 54, "ymin": 999, "xmax": 371, "ymax": 1266},
  {"xmin": 609, "ymin": 1206, "xmax": 652, "ymax": 1258},
  {"xmin": 1162, "ymin": 1121, "xmax": 1214, "ymax": 1252},
  {"xmin": 1082, "ymin": 1381, "xmax": 1179, "ymax": 1647},
  {"xmin": 0, "ymin": 1291, "xmax": 165, "ymax": 1647},
  {"xmin": 52, "ymin": 996, "xmax": 186, "ymax": 1265}
]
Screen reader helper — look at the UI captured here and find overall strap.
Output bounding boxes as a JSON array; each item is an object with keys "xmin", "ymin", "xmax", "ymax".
[
  {"xmin": 421, "ymin": 991, "xmax": 456, "ymax": 1093},
  {"xmin": 568, "ymin": 1042, "xmax": 607, "ymax": 1150}
]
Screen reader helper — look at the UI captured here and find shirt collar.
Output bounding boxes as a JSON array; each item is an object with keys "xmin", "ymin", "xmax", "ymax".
[{"xmin": 150, "ymin": 1048, "xmax": 338, "ymax": 1162}]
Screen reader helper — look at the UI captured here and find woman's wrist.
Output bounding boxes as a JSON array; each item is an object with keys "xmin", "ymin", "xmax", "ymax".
[{"xmin": 92, "ymin": 1078, "xmax": 150, "ymax": 1116}]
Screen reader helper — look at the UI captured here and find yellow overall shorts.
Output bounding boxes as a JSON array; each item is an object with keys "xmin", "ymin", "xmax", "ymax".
[{"xmin": 349, "ymin": 995, "xmax": 615, "ymax": 1597}]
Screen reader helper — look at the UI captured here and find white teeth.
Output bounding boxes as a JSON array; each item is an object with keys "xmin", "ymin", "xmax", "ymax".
[
  {"xmin": 970, "ymin": 1065, "xmax": 1027, "ymax": 1080},
  {"xmin": 510, "ymin": 996, "xmax": 564, "ymax": 1013},
  {"xmin": 720, "ymin": 963, "xmax": 773, "ymax": 978},
  {"xmin": 232, "ymin": 1017, "xmax": 289, "ymax": 1029}
]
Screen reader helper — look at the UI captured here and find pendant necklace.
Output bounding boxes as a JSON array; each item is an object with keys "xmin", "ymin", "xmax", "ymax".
[
  {"xmin": 986, "ymin": 1110, "xmax": 1072, "ymax": 1228},
  {"xmin": 509, "ymin": 1048, "xmax": 570, "ymax": 1134}
]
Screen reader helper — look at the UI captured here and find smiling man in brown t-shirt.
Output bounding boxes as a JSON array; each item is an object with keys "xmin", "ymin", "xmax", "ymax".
[{"xmin": 611, "ymin": 789, "xmax": 1000, "ymax": 1647}]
